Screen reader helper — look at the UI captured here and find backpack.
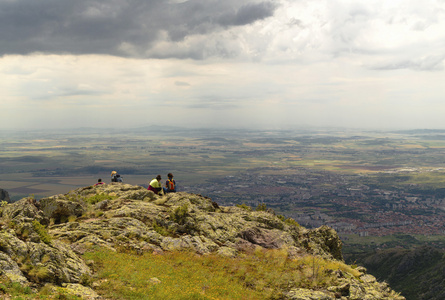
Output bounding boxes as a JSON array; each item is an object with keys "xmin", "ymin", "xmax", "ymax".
[
  {"xmin": 116, "ymin": 174, "xmax": 123, "ymax": 182},
  {"xmin": 112, "ymin": 174, "xmax": 123, "ymax": 182},
  {"xmin": 167, "ymin": 179, "xmax": 175, "ymax": 191}
]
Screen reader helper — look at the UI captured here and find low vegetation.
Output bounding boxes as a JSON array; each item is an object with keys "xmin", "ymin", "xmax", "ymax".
[
  {"xmin": 0, "ymin": 277, "xmax": 82, "ymax": 299},
  {"xmin": 32, "ymin": 220, "xmax": 52, "ymax": 244},
  {"xmin": 0, "ymin": 245, "xmax": 361, "ymax": 299},
  {"xmin": 85, "ymin": 193, "xmax": 117, "ymax": 204},
  {"xmin": 83, "ymin": 247, "xmax": 361, "ymax": 300}
]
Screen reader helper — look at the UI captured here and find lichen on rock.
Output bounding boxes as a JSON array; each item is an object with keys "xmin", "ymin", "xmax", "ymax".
[{"xmin": 0, "ymin": 183, "xmax": 405, "ymax": 299}]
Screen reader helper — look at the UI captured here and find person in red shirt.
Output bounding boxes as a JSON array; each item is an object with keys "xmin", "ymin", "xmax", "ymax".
[{"xmin": 94, "ymin": 178, "xmax": 105, "ymax": 186}]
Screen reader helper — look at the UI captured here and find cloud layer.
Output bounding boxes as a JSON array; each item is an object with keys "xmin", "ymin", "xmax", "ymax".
[
  {"xmin": 1, "ymin": 0, "xmax": 445, "ymax": 130},
  {"xmin": 0, "ymin": 0, "xmax": 277, "ymax": 59}
]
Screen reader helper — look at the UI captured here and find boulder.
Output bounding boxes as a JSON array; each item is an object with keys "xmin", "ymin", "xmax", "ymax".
[
  {"xmin": 39, "ymin": 196, "xmax": 86, "ymax": 224},
  {"xmin": 0, "ymin": 188, "xmax": 10, "ymax": 203},
  {"xmin": 287, "ymin": 288, "xmax": 334, "ymax": 300},
  {"xmin": 0, "ymin": 228, "xmax": 91, "ymax": 285},
  {"xmin": 2, "ymin": 197, "xmax": 45, "ymax": 223}
]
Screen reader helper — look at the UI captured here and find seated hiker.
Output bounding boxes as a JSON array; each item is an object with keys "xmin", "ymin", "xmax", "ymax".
[
  {"xmin": 148, "ymin": 175, "xmax": 163, "ymax": 194},
  {"xmin": 111, "ymin": 171, "xmax": 123, "ymax": 183},
  {"xmin": 94, "ymin": 178, "xmax": 105, "ymax": 186},
  {"xmin": 163, "ymin": 173, "xmax": 176, "ymax": 194}
]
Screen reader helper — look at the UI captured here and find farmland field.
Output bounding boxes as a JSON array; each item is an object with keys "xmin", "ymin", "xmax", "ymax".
[
  {"xmin": 2, "ymin": 127, "xmax": 445, "ymax": 201},
  {"xmin": 1, "ymin": 127, "xmax": 444, "ymax": 259}
]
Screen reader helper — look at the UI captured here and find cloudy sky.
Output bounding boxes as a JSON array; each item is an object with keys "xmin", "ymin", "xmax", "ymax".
[{"xmin": 1, "ymin": 0, "xmax": 444, "ymax": 130}]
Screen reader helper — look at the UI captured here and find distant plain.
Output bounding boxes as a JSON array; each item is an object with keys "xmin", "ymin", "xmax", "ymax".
[
  {"xmin": 1, "ymin": 128, "xmax": 444, "ymax": 246},
  {"xmin": 2, "ymin": 127, "xmax": 445, "ymax": 198}
]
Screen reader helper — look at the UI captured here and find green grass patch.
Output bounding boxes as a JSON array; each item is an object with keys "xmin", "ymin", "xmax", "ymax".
[
  {"xmin": 85, "ymin": 193, "xmax": 117, "ymax": 204},
  {"xmin": 83, "ymin": 247, "xmax": 361, "ymax": 300},
  {"xmin": 343, "ymin": 234, "xmax": 445, "ymax": 251},
  {"xmin": 32, "ymin": 220, "xmax": 52, "ymax": 244}
]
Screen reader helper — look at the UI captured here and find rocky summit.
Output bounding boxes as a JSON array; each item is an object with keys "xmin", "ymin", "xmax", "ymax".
[{"xmin": 0, "ymin": 183, "xmax": 405, "ymax": 299}]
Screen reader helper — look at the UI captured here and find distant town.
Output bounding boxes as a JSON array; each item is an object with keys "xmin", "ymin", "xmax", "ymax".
[{"xmin": 182, "ymin": 167, "xmax": 445, "ymax": 237}]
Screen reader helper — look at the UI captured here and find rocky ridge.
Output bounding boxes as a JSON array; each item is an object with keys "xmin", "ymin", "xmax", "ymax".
[{"xmin": 0, "ymin": 183, "xmax": 405, "ymax": 299}]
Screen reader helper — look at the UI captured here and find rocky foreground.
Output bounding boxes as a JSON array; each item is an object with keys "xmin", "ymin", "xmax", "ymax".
[{"xmin": 0, "ymin": 183, "xmax": 405, "ymax": 299}]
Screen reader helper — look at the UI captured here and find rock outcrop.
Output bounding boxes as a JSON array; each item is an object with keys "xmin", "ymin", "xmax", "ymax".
[
  {"xmin": 0, "ymin": 188, "xmax": 10, "ymax": 203},
  {"xmin": 0, "ymin": 183, "xmax": 405, "ymax": 299}
]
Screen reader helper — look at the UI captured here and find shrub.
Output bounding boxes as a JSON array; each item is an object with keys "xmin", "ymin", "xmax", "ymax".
[
  {"xmin": 284, "ymin": 217, "xmax": 300, "ymax": 227},
  {"xmin": 28, "ymin": 266, "xmax": 50, "ymax": 282},
  {"xmin": 32, "ymin": 220, "xmax": 52, "ymax": 244},
  {"xmin": 152, "ymin": 221, "xmax": 173, "ymax": 237},
  {"xmin": 85, "ymin": 193, "xmax": 116, "ymax": 205},
  {"xmin": 277, "ymin": 214, "xmax": 286, "ymax": 221},
  {"xmin": 256, "ymin": 203, "xmax": 267, "ymax": 211},
  {"xmin": 170, "ymin": 204, "xmax": 189, "ymax": 225},
  {"xmin": 236, "ymin": 203, "xmax": 252, "ymax": 211}
]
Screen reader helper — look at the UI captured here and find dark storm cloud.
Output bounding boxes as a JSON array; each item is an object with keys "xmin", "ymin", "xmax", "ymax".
[
  {"xmin": 218, "ymin": 2, "xmax": 277, "ymax": 26},
  {"xmin": 0, "ymin": 0, "xmax": 278, "ymax": 58}
]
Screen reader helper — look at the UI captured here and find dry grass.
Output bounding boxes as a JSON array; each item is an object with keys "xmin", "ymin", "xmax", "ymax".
[{"xmin": 83, "ymin": 247, "xmax": 361, "ymax": 300}]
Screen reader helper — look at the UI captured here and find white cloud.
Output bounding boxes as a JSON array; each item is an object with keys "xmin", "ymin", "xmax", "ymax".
[{"xmin": 1, "ymin": 0, "xmax": 445, "ymax": 130}]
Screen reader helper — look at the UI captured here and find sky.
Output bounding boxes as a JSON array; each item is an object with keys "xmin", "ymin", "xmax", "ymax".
[{"xmin": 1, "ymin": 0, "xmax": 445, "ymax": 130}]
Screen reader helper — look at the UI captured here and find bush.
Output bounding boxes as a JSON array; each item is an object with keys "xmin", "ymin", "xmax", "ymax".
[
  {"xmin": 236, "ymin": 203, "xmax": 251, "ymax": 211},
  {"xmin": 285, "ymin": 217, "xmax": 300, "ymax": 227},
  {"xmin": 152, "ymin": 221, "xmax": 174, "ymax": 237},
  {"xmin": 256, "ymin": 203, "xmax": 267, "ymax": 211},
  {"xmin": 85, "ymin": 193, "xmax": 116, "ymax": 204},
  {"xmin": 32, "ymin": 220, "xmax": 52, "ymax": 244},
  {"xmin": 170, "ymin": 204, "xmax": 189, "ymax": 225}
]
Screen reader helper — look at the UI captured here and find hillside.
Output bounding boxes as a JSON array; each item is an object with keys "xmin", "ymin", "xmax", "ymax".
[
  {"xmin": 351, "ymin": 246, "xmax": 445, "ymax": 300},
  {"xmin": 0, "ymin": 183, "xmax": 405, "ymax": 299}
]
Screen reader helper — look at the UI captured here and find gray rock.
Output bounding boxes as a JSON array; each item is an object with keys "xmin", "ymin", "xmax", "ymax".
[
  {"xmin": 39, "ymin": 196, "xmax": 86, "ymax": 224},
  {"xmin": 0, "ymin": 188, "xmax": 10, "ymax": 203},
  {"xmin": 2, "ymin": 197, "xmax": 45, "ymax": 223},
  {"xmin": 287, "ymin": 288, "xmax": 335, "ymax": 300}
]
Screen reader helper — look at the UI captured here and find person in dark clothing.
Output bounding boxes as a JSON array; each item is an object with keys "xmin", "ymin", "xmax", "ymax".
[
  {"xmin": 163, "ymin": 173, "xmax": 176, "ymax": 194},
  {"xmin": 111, "ymin": 171, "xmax": 123, "ymax": 183}
]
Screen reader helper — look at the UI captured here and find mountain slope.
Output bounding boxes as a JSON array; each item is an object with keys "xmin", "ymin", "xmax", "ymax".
[
  {"xmin": 353, "ymin": 246, "xmax": 445, "ymax": 300},
  {"xmin": 0, "ymin": 183, "xmax": 405, "ymax": 299}
]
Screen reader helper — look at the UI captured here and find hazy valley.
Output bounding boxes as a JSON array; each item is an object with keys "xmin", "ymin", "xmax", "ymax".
[{"xmin": 1, "ymin": 127, "xmax": 444, "ymax": 299}]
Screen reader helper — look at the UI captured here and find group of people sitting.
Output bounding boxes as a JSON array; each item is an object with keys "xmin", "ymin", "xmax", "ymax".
[
  {"xmin": 110, "ymin": 171, "xmax": 123, "ymax": 183},
  {"xmin": 148, "ymin": 173, "xmax": 176, "ymax": 194},
  {"xmin": 93, "ymin": 171, "xmax": 177, "ymax": 195},
  {"xmin": 94, "ymin": 171, "xmax": 122, "ymax": 186}
]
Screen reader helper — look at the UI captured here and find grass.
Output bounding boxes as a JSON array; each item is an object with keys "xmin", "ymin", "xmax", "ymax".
[
  {"xmin": 83, "ymin": 247, "xmax": 361, "ymax": 300},
  {"xmin": 342, "ymin": 233, "xmax": 445, "ymax": 252},
  {"xmin": 0, "ymin": 277, "xmax": 83, "ymax": 300},
  {"xmin": 401, "ymin": 170, "xmax": 445, "ymax": 187},
  {"xmin": 32, "ymin": 220, "xmax": 52, "ymax": 244},
  {"xmin": 0, "ymin": 280, "xmax": 33, "ymax": 299},
  {"xmin": 85, "ymin": 193, "xmax": 117, "ymax": 204}
]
